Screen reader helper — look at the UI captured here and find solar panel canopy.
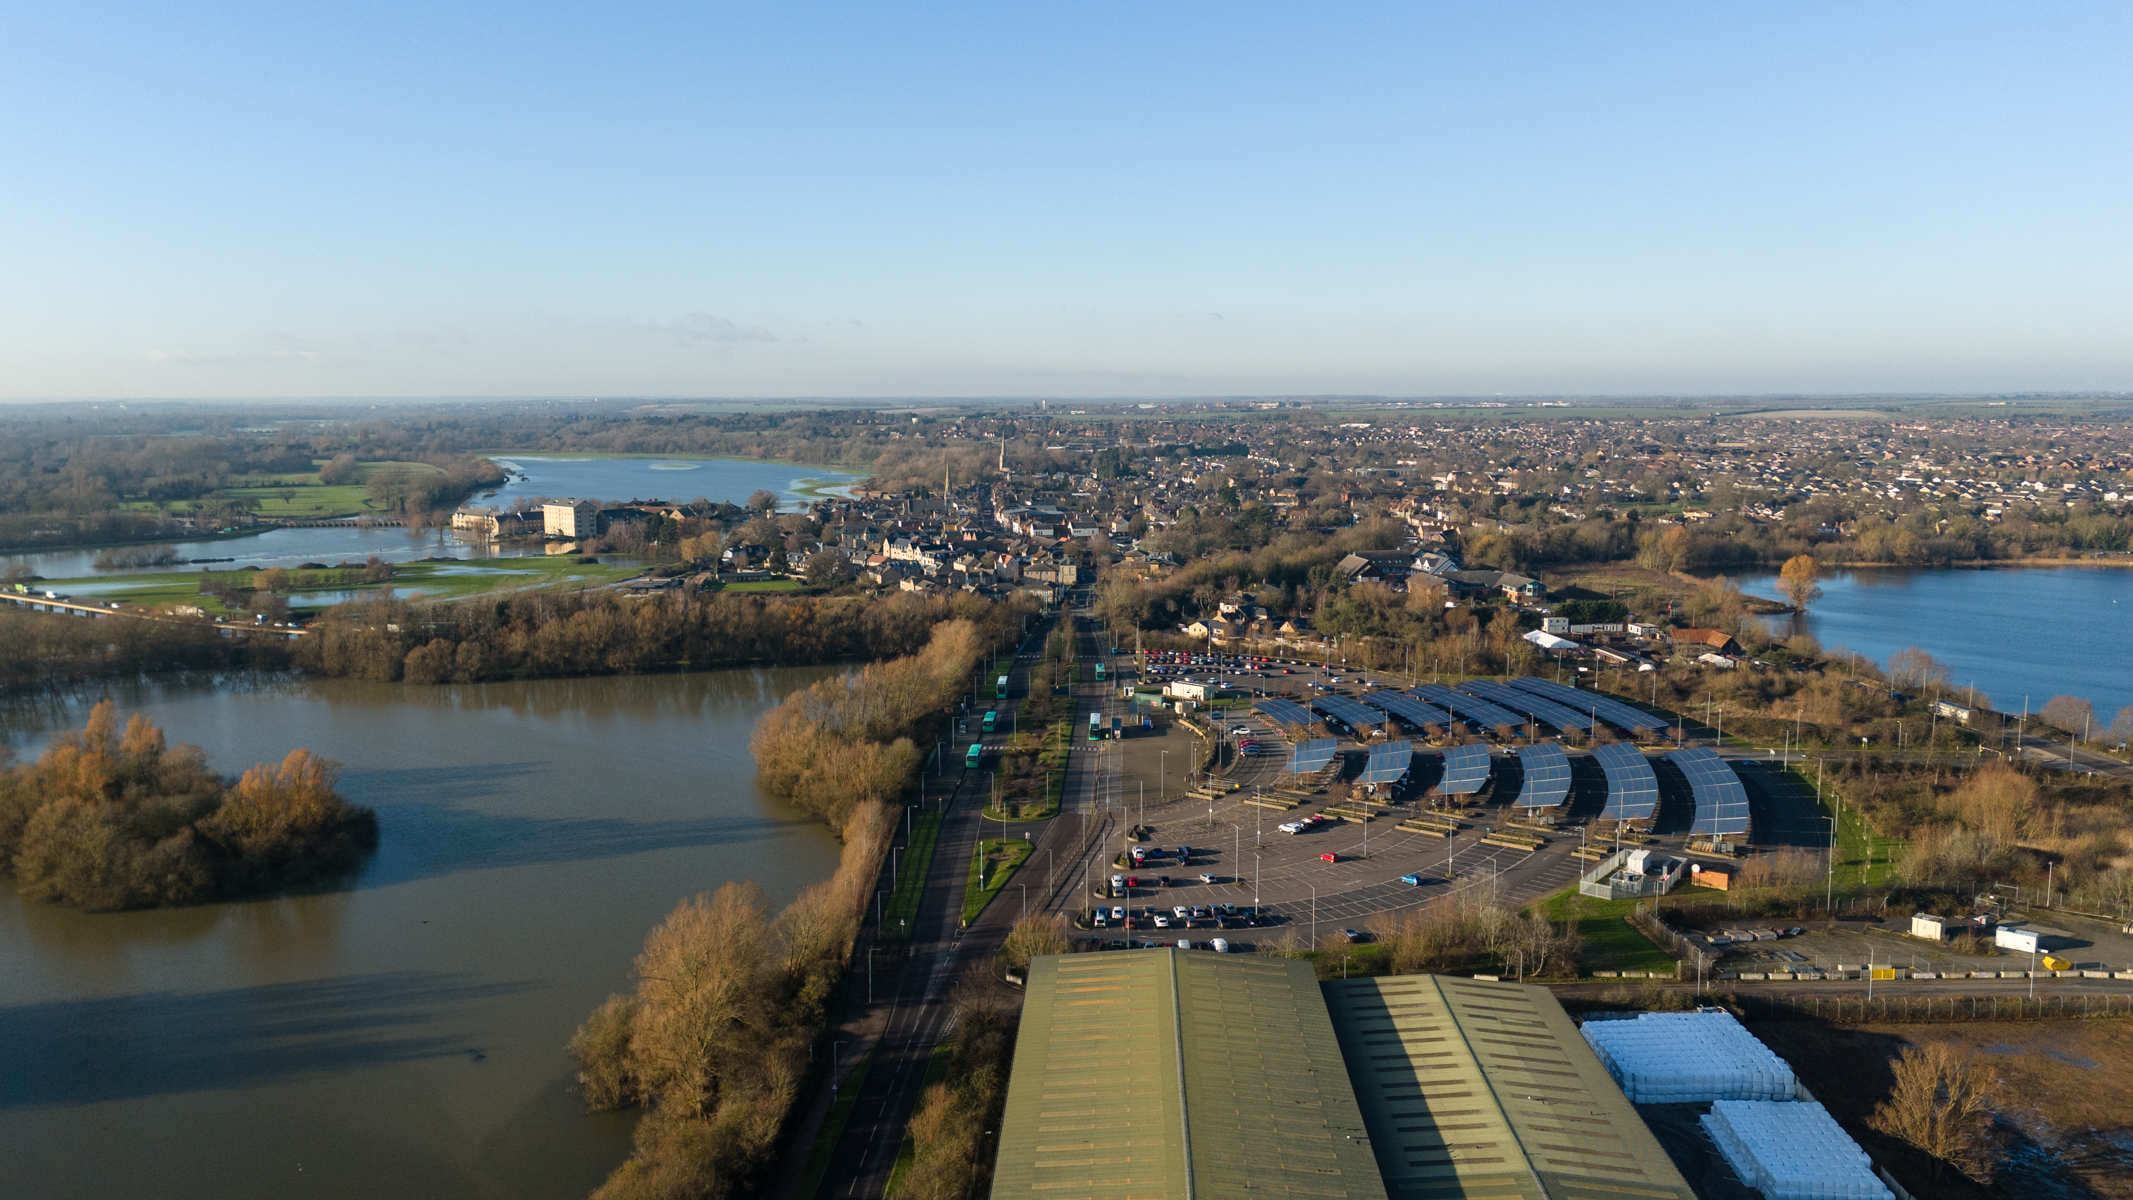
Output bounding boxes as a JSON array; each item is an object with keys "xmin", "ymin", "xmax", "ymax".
[
  {"xmin": 1253, "ymin": 697, "xmax": 1316, "ymax": 727},
  {"xmin": 1370, "ymin": 690, "xmax": 1454, "ymax": 731},
  {"xmin": 1359, "ymin": 740, "xmax": 1413, "ymax": 785},
  {"xmin": 1513, "ymin": 742, "xmax": 1572, "ymax": 808},
  {"xmin": 1463, "ymin": 679, "xmax": 1595, "ymax": 735},
  {"xmin": 1593, "ymin": 741, "xmax": 1659, "ymax": 821},
  {"xmin": 1311, "ymin": 695, "xmax": 1388, "ymax": 729},
  {"xmin": 1414, "ymin": 684, "xmax": 1521, "ymax": 732},
  {"xmin": 1511, "ymin": 677, "xmax": 1663, "ymax": 735},
  {"xmin": 1286, "ymin": 738, "xmax": 1337, "ymax": 774},
  {"xmin": 1437, "ymin": 742, "xmax": 1493, "ymax": 795},
  {"xmin": 1669, "ymin": 747, "xmax": 1752, "ymax": 836}
]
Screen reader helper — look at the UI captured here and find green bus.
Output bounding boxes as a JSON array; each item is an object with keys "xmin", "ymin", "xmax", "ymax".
[
  {"xmin": 1093, "ymin": 661, "xmax": 1106, "ymax": 682},
  {"xmin": 965, "ymin": 742, "xmax": 983, "ymax": 769},
  {"xmin": 1087, "ymin": 712, "xmax": 1103, "ymax": 741},
  {"xmin": 996, "ymin": 674, "xmax": 1009, "ymax": 700},
  {"xmin": 982, "ymin": 710, "xmax": 997, "ymax": 733}
]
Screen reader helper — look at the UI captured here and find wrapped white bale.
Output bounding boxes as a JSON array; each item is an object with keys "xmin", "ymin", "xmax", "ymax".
[
  {"xmin": 1579, "ymin": 1011, "xmax": 1795, "ymax": 1102},
  {"xmin": 1700, "ymin": 1100, "xmax": 1893, "ymax": 1200}
]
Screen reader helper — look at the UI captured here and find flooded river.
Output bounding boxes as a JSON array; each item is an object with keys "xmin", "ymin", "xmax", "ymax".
[{"xmin": 0, "ymin": 668, "xmax": 844, "ymax": 1200}]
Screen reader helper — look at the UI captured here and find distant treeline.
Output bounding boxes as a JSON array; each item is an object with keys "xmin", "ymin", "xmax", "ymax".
[
  {"xmin": 568, "ymin": 620, "xmax": 998, "ymax": 1199},
  {"xmin": 0, "ymin": 608, "xmax": 293, "ymax": 689},
  {"xmin": 296, "ymin": 590, "xmax": 1035, "ymax": 684},
  {"xmin": 0, "ymin": 589, "xmax": 1035, "ymax": 692},
  {"xmin": 0, "ymin": 701, "xmax": 376, "ymax": 911}
]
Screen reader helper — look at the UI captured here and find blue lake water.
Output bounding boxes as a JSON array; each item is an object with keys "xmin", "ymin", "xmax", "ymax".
[
  {"xmin": 4, "ymin": 455, "xmax": 861, "ymax": 579},
  {"xmin": 1736, "ymin": 566, "xmax": 2133, "ymax": 722}
]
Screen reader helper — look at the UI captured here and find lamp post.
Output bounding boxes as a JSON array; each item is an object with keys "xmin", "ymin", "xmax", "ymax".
[{"xmin": 1310, "ymin": 884, "xmax": 1318, "ymax": 947}]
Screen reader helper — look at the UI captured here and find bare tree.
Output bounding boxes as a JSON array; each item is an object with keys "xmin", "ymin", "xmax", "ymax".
[
  {"xmin": 1777, "ymin": 554, "xmax": 1822, "ymax": 612},
  {"xmin": 1868, "ymin": 1043, "xmax": 1995, "ymax": 1184}
]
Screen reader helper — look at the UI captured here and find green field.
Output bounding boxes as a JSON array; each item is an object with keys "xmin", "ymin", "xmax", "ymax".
[
  {"xmin": 1533, "ymin": 887, "xmax": 1681, "ymax": 976},
  {"xmin": 720, "ymin": 579, "xmax": 801, "ymax": 592},
  {"xmin": 50, "ymin": 555, "xmax": 642, "ymax": 614},
  {"xmin": 219, "ymin": 461, "xmax": 444, "ymax": 518}
]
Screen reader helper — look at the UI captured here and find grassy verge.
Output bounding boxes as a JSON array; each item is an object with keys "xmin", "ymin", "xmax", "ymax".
[
  {"xmin": 883, "ymin": 810, "xmax": 944, "ymax": 941},
  {"xmin": 1787, "ymin": 764, "xmax": 1904, "ymax": 889},
  {"xmin": 1533, "ymin": 887, "xmax": 1679, "ymax": 975},
  {"xmin": 797, "ymin": 1044, "xmax": 876, "ymax": 1200},
  {"xmin": 962, "ymin": 839, "xmax": 1034, "ymax": 926},
  {"xmin": 719, "ymin": 578, "xmax": 802, "ymax": 592},
  {"xmin": 882, "ymin": 1041, "xmax": 954, "ymax": 1199}
]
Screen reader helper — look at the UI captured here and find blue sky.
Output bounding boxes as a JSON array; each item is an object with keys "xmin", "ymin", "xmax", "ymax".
[{"xmin": 1, "ymin": 3, "xmax": 2127, "ymax": 399}]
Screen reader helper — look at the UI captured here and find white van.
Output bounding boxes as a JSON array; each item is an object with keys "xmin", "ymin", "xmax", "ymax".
[{"xmin": 1210, "ymin": 938, "xmax": 1229, "ymax": 953}]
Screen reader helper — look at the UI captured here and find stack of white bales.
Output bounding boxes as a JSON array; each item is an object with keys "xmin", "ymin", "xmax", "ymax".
[
  {"xmin": 1578, "ymin": 1011, "xmax": 1795, "ymax": 1102},
  {"xmin": 1701, "ymin": 1100, "xmax": 1893, "ymax": 1200}
]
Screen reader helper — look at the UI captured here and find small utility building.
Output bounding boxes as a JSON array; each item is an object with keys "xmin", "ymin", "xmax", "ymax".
[{"xmin": 992, "ymin": 952, "xmax": 1693, "ymax": 1200}]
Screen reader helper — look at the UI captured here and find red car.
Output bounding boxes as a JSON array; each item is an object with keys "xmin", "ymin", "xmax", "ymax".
[{"xmin": 1319, "ymin": 853, "xmax": 1339, "ymax": 863}]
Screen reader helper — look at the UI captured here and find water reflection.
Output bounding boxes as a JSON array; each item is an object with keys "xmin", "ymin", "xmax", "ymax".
[
  {"xmin": 0, "ymin": 667, "xmax": 845, "ymax": 1200},
  {"xmin": 0, "ymin": 970, "xmax": 534, "ymax": 1110}
]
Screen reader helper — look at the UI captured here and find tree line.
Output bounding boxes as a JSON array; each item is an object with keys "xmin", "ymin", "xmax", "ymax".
[
  {"xmin": 0, "ymin": 700, "xmax": 376, "ymax": 911},
  {"xmin": 566, "ymin": 619, "xmax": 1004, "ymax": 1200},
  {"xmin": 296, "ymin": 590, "xmax": 1033, "ymax": 685}
]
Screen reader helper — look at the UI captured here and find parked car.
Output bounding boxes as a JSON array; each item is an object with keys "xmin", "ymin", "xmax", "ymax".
[
  {"xmin": 1278, "ymin": 821, "xmax": 1305, "ymax": 834},
  {"xmin": 1173, "ymin": 906, "xmax": 1190, "ymax": 919},
  {"xmin": 1125, "ymin": 875, "xmax": 1139, "ymax": 888},
  {"xmin": 1199, "ymin": 873, "xmax": 1218, "ymax": 884},
  {"xmin": 1110, "ymin": 905, "xmax": 1125, "ymax": 920},
  {"xmin": 1230, "ymin": 725, "xmax": 1251, "ymax": 735},
  {"xmin": 1156, "ymin": 875, "xmax": 1171, "ymax": 888},
  {"xmin": 1153, "ymin": 914, "xmax": 1171, "ymax": 928},
  {"xmin": 1341, "ymin": 929, "xmax": 1370, "ymax": 943},
  {"xmin": 1211, "ymin": 938, "xmax": 1230, "ymax": 953},
  {"xmin": 1190, "ymin": 906, "xmax": 1208, "ymax": 920},
  {"xmin": 1399, "ymin": 873, "xmax": 1425, "ymax": 886},
  {"xmin": 1319, "ymin": 852, "xmax": 1338, "ymax": 863},
  {"xmin": 1111, "ymin": 874, "xmax": 1125, "ymax": 892}
]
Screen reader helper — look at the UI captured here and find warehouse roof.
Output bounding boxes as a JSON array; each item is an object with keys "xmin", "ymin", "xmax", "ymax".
[
  {"xmin": 1322, "ymin": 975, "xmax": 1695, "ymax": 1200},
  {"xmin": 992, "ymin": 949, "xmax": 1388, "ymax": 1200}
]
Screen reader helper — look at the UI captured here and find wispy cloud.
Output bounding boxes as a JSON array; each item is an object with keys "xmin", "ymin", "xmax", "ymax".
[
  {"xmin": 665, "ymin": 312, "xmax": 777, "ymax": 347},
  {"xmin": 145, "ymin": 332, "xmax": 329, "ymax": 369}
]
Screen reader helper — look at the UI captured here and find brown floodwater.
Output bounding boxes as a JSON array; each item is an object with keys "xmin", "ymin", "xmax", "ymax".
[{"xmin": 0, "ymin": 669, "xmax": 845, "ymax": 1199}]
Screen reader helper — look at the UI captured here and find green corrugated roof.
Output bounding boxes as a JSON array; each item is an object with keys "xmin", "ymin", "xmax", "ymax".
[
  {"xmin": 994, "ymin": 949, "xmax": 1389, "ymax": 1200},
  {"xmin": 1321, "ymin": 976, "xmax": 1694, "ymax": 1200}
]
